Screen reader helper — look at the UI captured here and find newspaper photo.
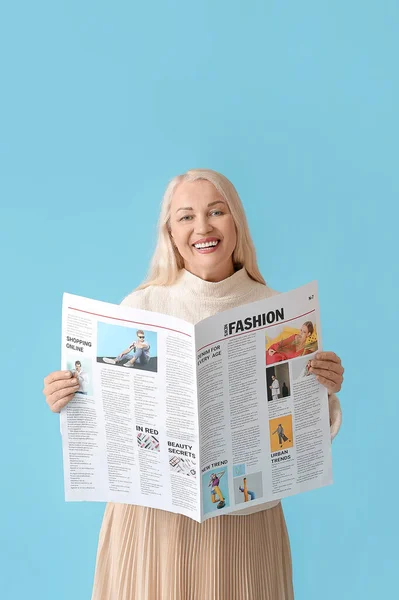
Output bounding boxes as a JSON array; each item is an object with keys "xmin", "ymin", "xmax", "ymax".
[{"xmin": 60, "ymin": 281, "xmax": 332, "ymax": 522}]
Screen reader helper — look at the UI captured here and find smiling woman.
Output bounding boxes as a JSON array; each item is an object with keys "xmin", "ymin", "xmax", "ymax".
[
  {"xmin": 169, "ymin": 180, "xmax": 238, "ymax": 281},
  {"xmin": 135, "ymin": 169, "xmax": 265, "ymax": 289},
  {"xmin": 43, "ymin": 168, "xmax": 344, "ymax": 600}
]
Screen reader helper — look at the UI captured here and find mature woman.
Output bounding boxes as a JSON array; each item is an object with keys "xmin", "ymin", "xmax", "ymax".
[{"xmin": 43, "ymin": 169, "xmax": 344, "ymax": 600}]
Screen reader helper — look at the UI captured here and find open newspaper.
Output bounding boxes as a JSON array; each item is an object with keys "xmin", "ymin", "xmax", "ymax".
[{"xmin": 60, "ymin": 281, "xmax": 333, "ymax": 522}]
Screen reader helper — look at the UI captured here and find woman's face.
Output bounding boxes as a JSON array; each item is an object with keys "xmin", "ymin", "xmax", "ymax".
[
  {"xmin": 299, "ymin": 324, "xmax": 310, "ymax": 342},
  {"xmin": 170, "ymin": 180, "xmax": 237, "ymax": 281}
]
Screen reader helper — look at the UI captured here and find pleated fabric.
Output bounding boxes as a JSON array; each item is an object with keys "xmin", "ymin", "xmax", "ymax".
[{"xmin": 91, "ymin": 503, "xmax": 293, "ymax": 600}]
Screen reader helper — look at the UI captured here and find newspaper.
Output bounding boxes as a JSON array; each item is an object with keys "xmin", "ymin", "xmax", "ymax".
[{"xmin": 60, "ymin": 281, "xmax": 332, "ymax": 522}]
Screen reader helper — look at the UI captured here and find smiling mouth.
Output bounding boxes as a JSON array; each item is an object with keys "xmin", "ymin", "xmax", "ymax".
[{"xmin": 193, "ymin": 239, "xmax": 220, "ymax": 249}]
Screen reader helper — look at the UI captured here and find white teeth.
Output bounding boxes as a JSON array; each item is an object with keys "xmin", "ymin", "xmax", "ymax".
[{"xmin": 194, "ymin": 241, "xmax": 219, "ymax": 249}]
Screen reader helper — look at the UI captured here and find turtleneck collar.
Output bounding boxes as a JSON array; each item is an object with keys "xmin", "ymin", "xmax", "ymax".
[{"xmin": 174, "ymin": 267, "xmax": 256, "ymax": 300}]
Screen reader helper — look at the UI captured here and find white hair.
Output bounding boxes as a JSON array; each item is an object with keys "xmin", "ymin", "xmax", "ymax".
[{"xmin": 137, "ymin": 168, "xmax": 265, "ymax": 289}]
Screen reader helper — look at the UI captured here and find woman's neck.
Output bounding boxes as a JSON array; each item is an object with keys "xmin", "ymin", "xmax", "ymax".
[{"xmin": 183, "ymin": 260, "xmax": 235, "ymax": 283}]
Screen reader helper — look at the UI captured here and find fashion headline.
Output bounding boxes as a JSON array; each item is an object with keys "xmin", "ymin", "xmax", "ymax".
[{"xmin": 224, "ymin": 308, "xmax": 285, "ymax": 336}]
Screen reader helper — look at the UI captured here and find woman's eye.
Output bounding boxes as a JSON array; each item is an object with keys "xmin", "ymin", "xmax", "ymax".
[
  {"xmin": 210, "ymin": 210, "xmax": 223, "ymax": 216},
  {"xmin": 179, "ymin": 215, "xmax": 193, "ymax": 221}
]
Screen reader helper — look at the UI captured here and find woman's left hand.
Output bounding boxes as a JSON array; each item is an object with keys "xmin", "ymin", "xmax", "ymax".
[{"xmin": 309, "ymin": 352, "xmax": 344, "ymax": 393}]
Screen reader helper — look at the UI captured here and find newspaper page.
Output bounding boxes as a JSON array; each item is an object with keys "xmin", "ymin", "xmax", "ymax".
[
  {"xmin": 195, "ymin": 281, "xmax": 332, "ymax": 521},
  {"xmin": 60, "ymin": 281, "xmax": 332, "ymax": 523},
  {"xmin": 60, "ymin": 294, "xmax": 201, "ymax": 521}
]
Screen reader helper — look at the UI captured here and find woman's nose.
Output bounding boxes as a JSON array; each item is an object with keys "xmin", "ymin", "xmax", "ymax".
[{"xmin": 195, "ymin": 216, "xmax": 213, "ymax": 234}]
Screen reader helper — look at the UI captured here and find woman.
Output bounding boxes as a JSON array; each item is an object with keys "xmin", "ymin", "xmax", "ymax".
[
  {"xmin": 267, "ymin": 321, "xmax": 318, "ymax": 365},
  {"xmin": 208, "ymin": 470, "xmax": 226, "ymax": 509},
  {"xmin": 269, "ymin": 374, "xmax": 281, "ymax": 401},
  {"xmin": 272, "ymin": 424, "xmax": 290, "ymax": 447},
  {"xmin": 43, "ymin": 169, "xmax": 344, "ymax": 600}
]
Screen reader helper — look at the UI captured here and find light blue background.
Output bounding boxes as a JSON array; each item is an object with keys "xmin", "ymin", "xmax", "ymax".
[
  {"xmin": 97, "ymin": 322, "xmax": 158, "ymax": 359},
  {"xmin": 1, "ymin": 1, "xmax": 397, "ymax": 598}
]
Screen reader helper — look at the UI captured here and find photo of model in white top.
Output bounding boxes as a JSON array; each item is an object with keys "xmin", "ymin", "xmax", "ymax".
[
  {"xmin": 266, "ymin": 362, "xmax": 290, "ymax": 402},
  {"xmin": 72, "ymin": 360, "xmax": 89, "ymax": 394},
  {"xmin": 269, "ymin": 375, "xmax": 280, "ymax": 401}
]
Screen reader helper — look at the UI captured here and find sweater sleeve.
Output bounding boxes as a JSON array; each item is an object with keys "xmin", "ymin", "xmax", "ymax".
[{"xmin": 328, "ymin": 392, "xmax": 342, "ymax": 440}]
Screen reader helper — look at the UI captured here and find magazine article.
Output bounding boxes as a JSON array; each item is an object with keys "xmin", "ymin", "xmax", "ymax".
[{"xmin": 60, "ymin": 281, "xmax": 332, "ymax": 523}]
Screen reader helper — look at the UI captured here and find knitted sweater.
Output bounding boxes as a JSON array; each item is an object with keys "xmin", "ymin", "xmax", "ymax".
[{"xmin": 122, "ymin": 267, "xmax": 342, "ymax": 515}]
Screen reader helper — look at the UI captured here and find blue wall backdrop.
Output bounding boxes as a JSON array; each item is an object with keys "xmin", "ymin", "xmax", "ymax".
[{"xmin": 1, "ymin": 1, "xmax": 397, "ymax": 598}]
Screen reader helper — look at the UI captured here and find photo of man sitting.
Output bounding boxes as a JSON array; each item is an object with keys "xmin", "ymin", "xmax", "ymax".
[{"xmin": 104, "ymin": 330, "xmax": 150, "ymax": 368}]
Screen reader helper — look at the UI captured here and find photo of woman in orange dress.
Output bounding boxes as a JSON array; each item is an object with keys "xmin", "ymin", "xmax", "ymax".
[{"xmin": 266, "ymin": 321, "xmax": 318, "ymax": 365}]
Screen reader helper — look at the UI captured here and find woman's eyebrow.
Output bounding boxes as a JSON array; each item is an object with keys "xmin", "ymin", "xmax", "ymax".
[
  {"xmin": 207, "ymin": 200, "xmax": 226, "ymax": 207},
  {"xmin": 176, "ymin": 200, "xmax": 225, "ymax": 213}
]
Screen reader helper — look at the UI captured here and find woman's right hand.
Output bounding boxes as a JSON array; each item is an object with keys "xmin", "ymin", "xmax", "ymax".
[{"xmin": 43, "ymin": 370, "xmax": 80, "ymax": 413}]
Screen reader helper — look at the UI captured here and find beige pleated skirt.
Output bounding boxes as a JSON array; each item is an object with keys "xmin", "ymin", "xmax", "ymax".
[{"xmin": 91, "ymin": 502, "xmax": 293, "ymax": 600}]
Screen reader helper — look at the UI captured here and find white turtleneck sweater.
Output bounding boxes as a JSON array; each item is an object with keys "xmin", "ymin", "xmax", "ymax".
[{"xmin": 122, "ymin": 268, "xmax": 342, "ymax": 515}]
